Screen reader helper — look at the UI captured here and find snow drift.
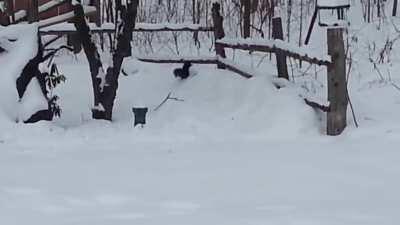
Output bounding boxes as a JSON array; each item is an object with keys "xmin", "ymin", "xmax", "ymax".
[{"xmin": 0, "ymin": 24, "xmax": 48, "ymax": 125}]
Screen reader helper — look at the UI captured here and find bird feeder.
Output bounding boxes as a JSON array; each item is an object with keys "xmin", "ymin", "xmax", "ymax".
[
  {"xmin": 305, "ymin": 0, "xmax": 350, "ymax": 45},
  {"xmin": 317, "ymin": 0, "xmax": 350, "ymax": 26},
  {"xmin": 132, "ymin": 107, "xmax": 148, "ymax": 127}
]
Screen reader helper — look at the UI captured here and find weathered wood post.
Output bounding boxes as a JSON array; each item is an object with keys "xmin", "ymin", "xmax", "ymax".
[
  {"xmin": 211, "ymin": 2, "xmax": 226, "ymax": 69},
  {"xmin": 91, "ymin": 0, "xmax": 103, "ymax": 49},
  {"xmin": 243, "ymin": 0, "xmax": 251, "ymax": 38},
  {"xmin": 6, "ymin": 0, "xmax": 15, "ymax": 23},
  {"xmin": 28, "ymin": 0, "xmax": 39, "ymax": 23},
  {"xmin": 92, "ymin": 0, "xmax": 101, "ymax": 27},
  {"xmin": 327, "ymin": 28, "xmax": 348, "ymax": 136},
  {"xmin": 272, "ymin": 17, "xmax": 289, "ymax": 80}
]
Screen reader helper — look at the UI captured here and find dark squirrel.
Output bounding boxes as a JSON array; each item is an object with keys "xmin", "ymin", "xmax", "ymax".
[{"xmin": 173, "ymin": 62, "xmax": 192, "ymax": 79}]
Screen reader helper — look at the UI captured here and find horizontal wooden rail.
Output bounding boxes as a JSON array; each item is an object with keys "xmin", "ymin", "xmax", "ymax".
[
  {"xmin": 136, "ymin": 55, "xmax": 218, "ymax": 64},
  {"xmin": 14, "ymin": 0, "xmax": 68, "ymax": 22},
  {"xmin": 40, "ymin": 22, "xmax": 214, "ymax": 35},
  {"xmin": 38, "ymin": 6, "xmax": 96, "ymax": 28},
  {"xmin": 217, "ymin": 38, "xmax": 331, "ymax": 66},
  {"xmin": 135, "ymin": 23, "xmax": 214, "ymax": 32},
  {"xmin": 135, "ymin": 55, "xmax": 254, "ymax": 79}
]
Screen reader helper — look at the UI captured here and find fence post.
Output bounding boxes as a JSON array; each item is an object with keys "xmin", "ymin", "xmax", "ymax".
[
  {"xmin": 28, "ymin": 0, "xmax": 39, "ymax": 23},
  {"xmin": 92, "ymin": 0, "xmax": 101, "ymax": 27},
  {"xmin": 6, "ymin": 0, "xmax": 15, "ymax": 23},
  {"xmin": 272, "ymin": 17, "xmax": 289, "ymax": 80},
  {"xmin": 327, "ymin": 28, "xmax": 348, "ymax": 136},
  {"xmin": 211, "ymin": 2, "xmax": 226, "ymax": 69}
]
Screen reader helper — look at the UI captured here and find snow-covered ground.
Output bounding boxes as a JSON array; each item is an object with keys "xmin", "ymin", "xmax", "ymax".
[
  {"xmin": 1, "ymin": 2, "xmax": 400, "ymax": 224},
  {"xmin": 1, "ymin": 136, "xmax": 399, "ymax": 225}
]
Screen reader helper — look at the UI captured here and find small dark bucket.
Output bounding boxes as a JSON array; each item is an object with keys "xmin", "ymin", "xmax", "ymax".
[{"xmin": 132, "ymin": 107, "xmax": 148, "ymax": 127}]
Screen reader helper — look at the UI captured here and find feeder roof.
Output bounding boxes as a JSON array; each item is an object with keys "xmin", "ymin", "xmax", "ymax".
[{"xmin": 317, "ymin": 0, "xmax": 350, "ymax": 8}]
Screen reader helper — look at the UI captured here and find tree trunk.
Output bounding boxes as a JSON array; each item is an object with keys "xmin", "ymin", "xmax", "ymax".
[
  {"xmin": 393, "ymin": 0, "xmax": 398, "ymax": 16},
  {"xmin": 211, "ymin": 2, "xmax": 226, "ymax": 69},
  {"xmin": 72, "ymin": 1, "xmax": 139, "ymax": 121},
  {"xmin": 286, "ymin": 0, "xmax": 292, "ymax": 41},
  {"xmin": 243, "ymin": 0, "xmax": 251, "ymax": 38},
  {"xmin": 305, "ymin": 7, "xmax": 318, "ymax": 45},
  {"xmin": 272, "ymin": 17, "xmax": 289, "ymax": 80}
]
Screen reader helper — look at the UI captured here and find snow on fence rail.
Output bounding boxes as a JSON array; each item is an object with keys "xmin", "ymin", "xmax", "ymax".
[
  {"xmin": 136, "ymin": 55, "xmax": 218, "ymax": 64},
  {"xmin": 39, "ymin": 22, "xmax": 214, "ymax": 35},
  {"xmin": 135, "ymin": 23, "xmax": 214, "ymax": 32},
  {"xmin": 38, "ymin": 6, "xmax": 96, "ymax": 28},
  {"xmin": 40, "ymin": 22, "xmax": 115, "ymax": 34},
  {"xmin": 14, "ymin": 0, "xmax": 68, "ymax": 23},
  {"xmin": 317, "ymin": 0, "xmax": 350, "ymax": 9},
  {"xmin": 217, "ymin": 38, "xmax": 331, "ymax": 66}
]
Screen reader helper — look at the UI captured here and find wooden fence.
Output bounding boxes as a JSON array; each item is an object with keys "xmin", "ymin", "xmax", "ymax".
[{"xmin": 137, "ymin": 3, "xmax": 348, "ymax": 136}]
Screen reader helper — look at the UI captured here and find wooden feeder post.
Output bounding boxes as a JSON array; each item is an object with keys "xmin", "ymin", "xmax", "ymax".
[
  {"xmin": 211, "ymin": 2, "xmax": 226, "ymax": 69},
  {"xmin": 272, "ymin": 17, "xmax": 289, "ymax": 80},
  {"xmin": 327, "ymin": 28, "xmax": 348, "ymax": 136},
  {"xmin": 28, "ymin": 0, "xmax": 39, "ymax": 23}
]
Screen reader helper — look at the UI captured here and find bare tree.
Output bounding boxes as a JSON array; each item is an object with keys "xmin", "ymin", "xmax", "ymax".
[{"xmin": 72, "ymin": 0, "xmax": 139, "ymax": 120}]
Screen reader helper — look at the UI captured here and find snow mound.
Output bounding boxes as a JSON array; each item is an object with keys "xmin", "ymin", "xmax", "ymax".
[
  {"xmin": 0, "ymin": 24, "xmax": 39, "ymax": 124},
  {"xmin": 55, "ymin": 56, "xmax": 318, "ymax": 139}
]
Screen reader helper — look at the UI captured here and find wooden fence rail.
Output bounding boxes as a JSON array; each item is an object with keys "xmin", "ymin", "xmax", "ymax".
[
  {"xmin": 217, "ymin": 38, "xmax": 331, "ymax": 66},
  {"xmin": 39, "ymin": 22, "xmax": 214, "ymax": 35}
]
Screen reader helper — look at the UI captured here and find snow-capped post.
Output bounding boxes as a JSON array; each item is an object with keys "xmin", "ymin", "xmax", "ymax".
[
  {"xmin": 327, "ymin": 28, "xmax": 347, "ymax": 136},
  {"xmin": 272, "ymin": 16, "xmax": 289, "ymax": 80},
  {"xmin": 211, "ymin": 2, "xmax": 226, "ymax": 69},
  {"xmin": 28, "ymin": 0, "xmax": 39, "ymax": 23},
  {"xmin": 72, "ymin": 0, "xmax": 138, "ymax": 120}
]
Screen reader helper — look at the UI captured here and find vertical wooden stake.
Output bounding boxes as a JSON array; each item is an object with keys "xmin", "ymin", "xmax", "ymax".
[
  {"xmin": 93, "ymin": 0, "xmax": 101, "ymax": 27},
  {"xmin": 211, "ymin": 2, "xmax": 226, "ymax": 69},
  {"xmin": 7, "ymin": 0, "xmax": 15, "ymax": 23},
  {"xmin": 327, "ymin": 28, "xmax": 348, "ymax": 136},
  {"xmin": 272, "ymin": 17, "xmax": 289, "ymax": 80},
  {"xmin": 28, "ymin": 0, "xmax": 39, "ymax": 23},
  {"xmin": 243, "ymin": 0, "xmax": 251, "ymax": 38}
]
